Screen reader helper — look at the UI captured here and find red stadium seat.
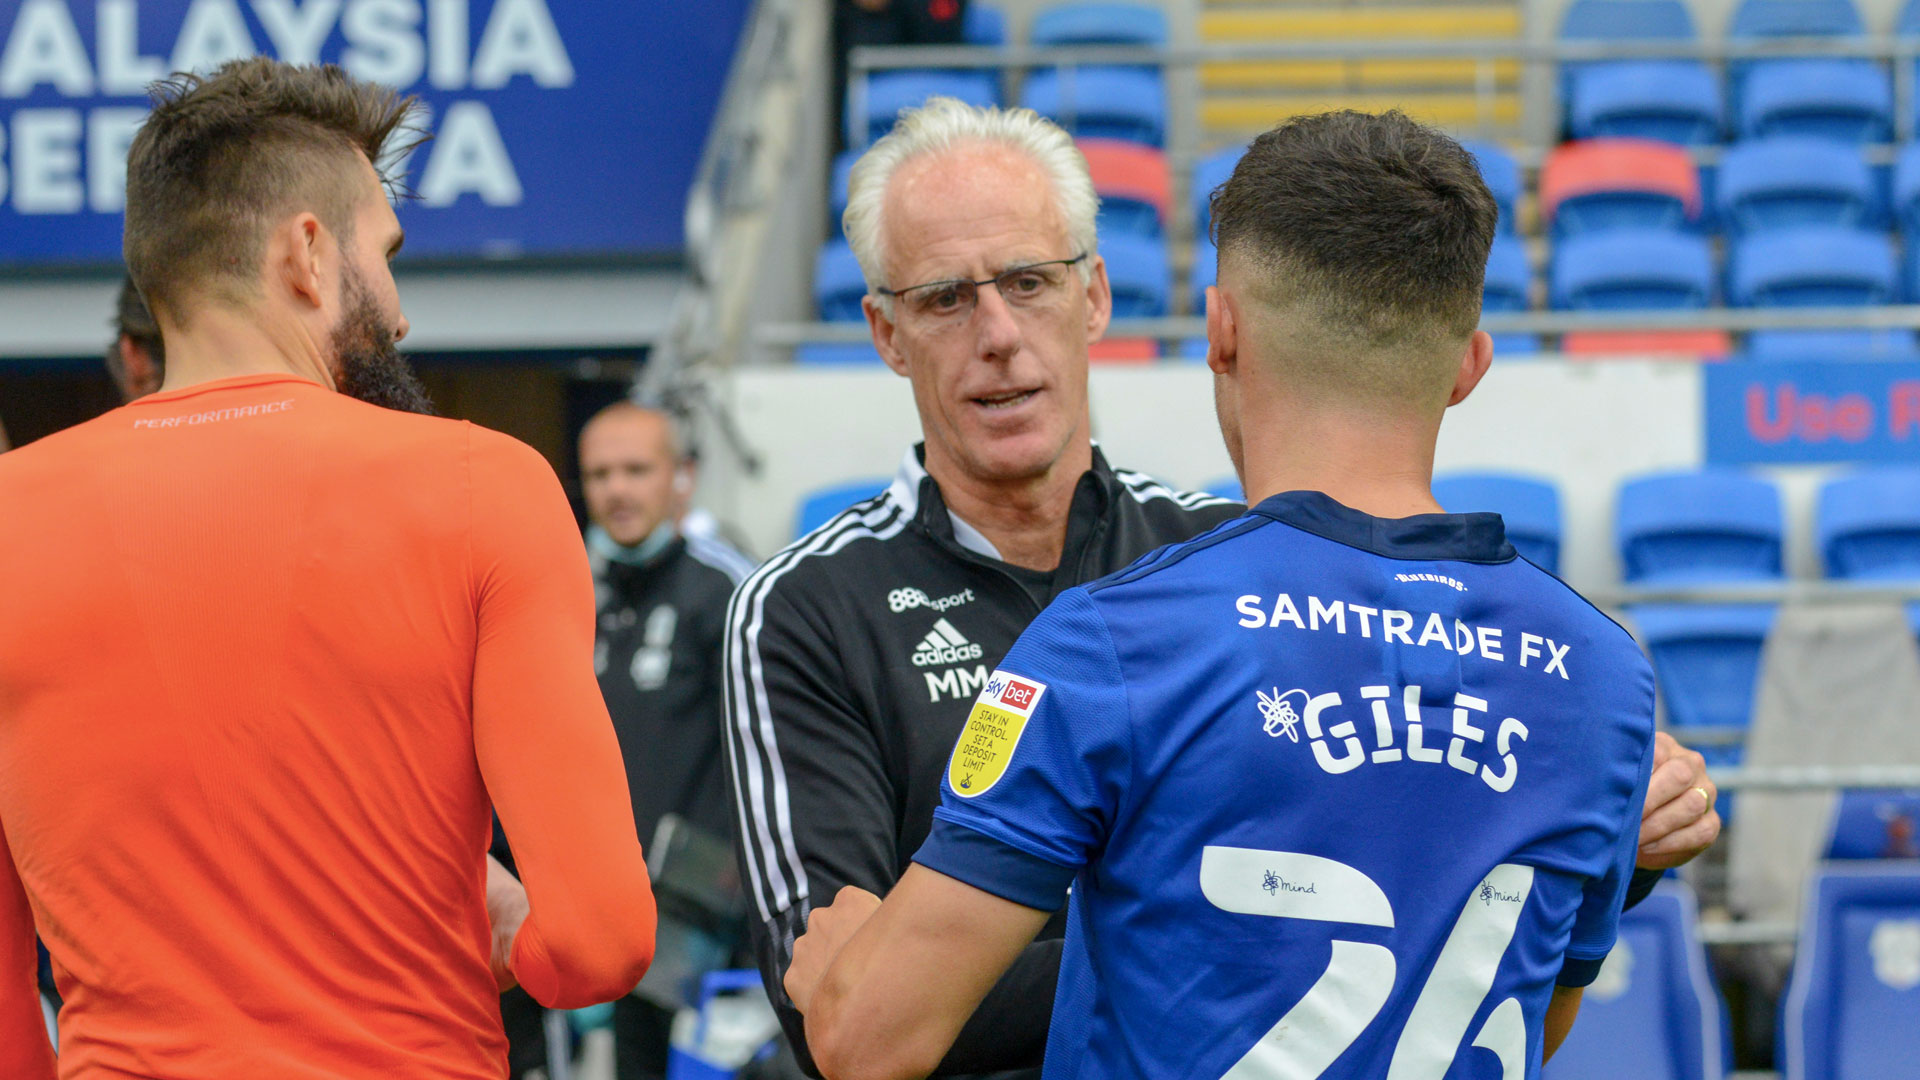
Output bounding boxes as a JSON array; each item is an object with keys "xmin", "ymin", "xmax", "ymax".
[
  {"xmin": 1078, "ymin": 138, "xmax": 1171, "ymax": 237},
  {"xmin": 1089, "ymin": 338, "xmax": 1161, "ymax": 363},
  {"xmin": 1538, "ymin": 139, "xmax": 1702, "ymax": 235},
  {"xmin": 1561, "ymin": 330, "xmax": 1733, "ymax": 358}
]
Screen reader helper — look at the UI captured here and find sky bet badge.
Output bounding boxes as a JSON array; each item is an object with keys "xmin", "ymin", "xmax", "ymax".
[{"xmin": 949, "ymin": 670, "xmax": 1048, "ymax": 798}]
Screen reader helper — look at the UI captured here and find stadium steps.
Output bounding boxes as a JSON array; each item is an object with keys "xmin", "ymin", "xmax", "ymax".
[{"xmin": 1196, "ymin": 2, "xmax": 1526, "ymax": 141}]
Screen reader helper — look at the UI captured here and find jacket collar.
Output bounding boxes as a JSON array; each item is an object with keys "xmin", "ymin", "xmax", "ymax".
[
  {"xmin": 1250, "ymin": 490, "xmax": 1515, "ymax": 563},
  {"xmin": 889, "ymin": 443, "xmax": 1119, "ymax": 562}
]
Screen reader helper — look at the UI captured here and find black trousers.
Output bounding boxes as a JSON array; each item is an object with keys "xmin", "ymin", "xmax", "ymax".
[{"xmin": 498, "ymin": 991, "xmax": 676, "ymax": 1080}]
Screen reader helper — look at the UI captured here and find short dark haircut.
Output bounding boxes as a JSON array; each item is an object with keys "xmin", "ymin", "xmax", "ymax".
[
  {"xmin": 1209, "ymin": 111, "xmax": 1498, "ymax": 402},
  {"xmin": 123, "ymin": 58, "xmax": 421, "ymax": 322},
  {"xmin": 114, "ymin": 278, "xmax": 163, "ymax": 359}
]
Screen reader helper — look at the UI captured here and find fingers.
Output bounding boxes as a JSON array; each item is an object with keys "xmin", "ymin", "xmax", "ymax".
[
  {"xmin": 1638, "ymin": 810, "xmax": 1722, "ymax": 871},
  {"xmin": 1639, "ymin": 780, "xmax": 1714, "ymax": 848},
  {"xmin": 1642, "ymin": 740, "xmax": 1711, "ymax": 820}
]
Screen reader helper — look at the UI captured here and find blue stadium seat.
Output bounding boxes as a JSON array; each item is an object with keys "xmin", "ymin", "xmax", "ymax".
[
  {"xmin": 1561, "ymin": 0, "xmax": 1697, "ymax": 39},
  {"xmin": 1825, "ymin": 790, "xmax": 1920, "ymax": 859},
  {"xmin": 1193, "ymin": 145, "xmax": 1245, "ymax": 235},
  {"xmin": 1461, "ymin": 140, "xmax": 1523, "ymax": 233},
  {"xmin": 1729, "ymin": 0, "xmax": 1864, "ymax": 39},
  {"xmin": 1729, "ymin": 227, "xmax": 1897, "ymax": 307},
  {"xmin": 1544, "ymin": 884, "xmax": 1727, "ymax": 1080},
  {"xmin": 1022, "ymin": 67, "xmax": 1166, "ymax": 146},
  {"xmin": 829, "ymin": 150, "xmax": 859, "ymax": 232},
  {"xmin": 1484, "ymin": 235, "xmax": 1532, "ymax": 313},
  {"xmin": 1432, "ymin": 473, "xmax": 1562, "ymax": 573},
  {"xmin": 1551, "ymin": 229, "xmax": 1714, "ymax": 310},
  {"xmin": 1491, "ymin": 334, "xmax": 1543, "ymax": 356},
  {"xmin": 1716, "ymin": 138, "xmax": 1881, "ymax": 233},
  {"xmin": 1030, "ymin": 2, "xmax": 1167, "ymax": 45},
  {"xmin": 1781, "ymin": 865, "xmax": 1920, "ymax": 1080},
  {"xmin": 794, "ymin": 344, "xmax": 883, "ymax": 365},
  {"xmin": 848, "ymin": 70, "xmax": 999, "ymax": 147},
  {"xmin": 1204, "ymin": 475, "xmax": 1244, "ymax": 501},
  {"xmin": 1817, "ymin": 468, "xmax": 1920, "ymax": 579},
  {"xmin": 1739, "ymin": 60, "xmax": 1892, "ymax": 142},
  {"xmin": 1617, "ymin": 470, "xmax": 1785, "ymax": 583},
  {"xmin": 1569, "ymin": 61, "xmax": 1724, "ymax": 146},
  {"xmin": 964, "ymin": 2, "xmax": 1007, "ymax": 46},
  {"xmin": 1630, "ymin": 605, "xmax": 1777, "ymax": 732},
  {"xmin": 794, "ymin": 478, "xmax": 890, "ymax": 539},
  {"xmin": 1100, "ymin": 233, "xmax": 1170, "ymax": 317},
  {"xmin": 813, "ymin": 241, "xmax": 868, "ymax": 322},
  {"xmin": 1746, "ymin": 329, "xmax": 1920, "ymax": 361},
  {"xmin": 1889, "ymin": 142, "xmax": 1920, "ymax": 234},
  {"xmin": 1191, "ymin": 236, "xmax": 1217, "ymax": 313}
]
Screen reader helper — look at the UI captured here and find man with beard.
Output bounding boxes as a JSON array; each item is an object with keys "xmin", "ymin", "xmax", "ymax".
[{"xmin": 0, "ymin": 58, "xmax": 654, "ymax": 1079}]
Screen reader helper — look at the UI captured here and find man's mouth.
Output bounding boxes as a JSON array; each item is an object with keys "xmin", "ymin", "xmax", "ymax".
[{"xmin": 973, "ymin": 389, "xmax": 1038, "ymax": 410}]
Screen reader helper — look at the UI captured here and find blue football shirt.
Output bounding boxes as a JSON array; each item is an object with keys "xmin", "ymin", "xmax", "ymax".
[{"xmin": 915, "ymin": 491, "xmax": 1657, "ymax": 1080}]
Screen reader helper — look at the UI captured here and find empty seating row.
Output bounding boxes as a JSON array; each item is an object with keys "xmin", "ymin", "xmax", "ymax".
[{"xmin": 1562, "ymin": 0, "xmax": 1920, "ymax": 145}]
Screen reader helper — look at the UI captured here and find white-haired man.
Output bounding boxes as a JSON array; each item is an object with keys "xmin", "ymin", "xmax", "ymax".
[{"xmin": 727, "ymin": 98, "xmax": 1720, "ymax": 1078}]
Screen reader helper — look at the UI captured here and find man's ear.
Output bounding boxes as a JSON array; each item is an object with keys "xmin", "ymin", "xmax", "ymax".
[
  {"xmin": 1447, "ymin": 330, "xmax": 1495, "ymax": 407},
  {"xmin": 1204, "ymin": 285, "xmax": 1237, "ymax": 376},
  {"xmin": 275, "ymin": 212, "xmax": 330, "ymax": 310},
  {"xmin": 1084, "ymin": 255, "xmax": 1113, "ymax": 345},
  {"xmin": 865, "ymin": 294, "xmax": 911, "ymax": 378}
]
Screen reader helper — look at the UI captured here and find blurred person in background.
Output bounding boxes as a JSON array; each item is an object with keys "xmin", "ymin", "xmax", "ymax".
[
  {"xmin": 727, "ymin": 97, "xmax": 1723, "ymax": 1078},
  {"xmin": 0, "ymin": 58, "xmax": 653, "ymax": 1079},
  {"xmin": 498, "ymin": 401, "xmax": 754, "ymax": 1080},
  {"xmin": 107, "ymin": 278, "xmax": 166, "ymax": 402}
]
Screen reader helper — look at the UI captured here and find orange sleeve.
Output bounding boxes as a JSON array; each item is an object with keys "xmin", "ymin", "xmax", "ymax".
[
  {"xmin": 0, "ymin": 823, "xmax": 56, "ymax": 1080},
  {"xmin": 467, "ymin": 428, "xmax": 656, "ymax": 1009}
]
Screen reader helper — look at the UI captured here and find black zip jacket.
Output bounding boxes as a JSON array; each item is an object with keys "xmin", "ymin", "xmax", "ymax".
[{"xmin": 722, "ymin": 446, "xmax": 1241, "ymax": 1077}]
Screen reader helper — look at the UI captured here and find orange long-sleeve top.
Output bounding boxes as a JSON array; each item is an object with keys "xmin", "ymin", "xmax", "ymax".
[{"xmin": 0, "ymin": 373, "xmax": 655, "ymax": 1079}]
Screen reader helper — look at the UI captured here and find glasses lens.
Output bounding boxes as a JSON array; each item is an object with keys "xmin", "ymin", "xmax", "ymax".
[
  {"xmin": 997, "ymin": 263, "xmax": 1069, "ymax": 304},
  {"xmin": 905, "ymin": 280, "xmax": 977, "ymax": 320}
]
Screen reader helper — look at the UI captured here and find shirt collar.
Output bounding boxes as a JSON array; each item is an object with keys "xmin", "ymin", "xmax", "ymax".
[
  {"xmin": 1249, "ymin": 490, "xmax": 1516, "ymax": 564},
  {"xmin": 889, "ymin": 443, "xmax": 1117, "ymax": 562}
]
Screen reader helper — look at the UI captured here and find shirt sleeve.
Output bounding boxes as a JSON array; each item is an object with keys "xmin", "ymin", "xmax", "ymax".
[
  {"xmin": 468, "ymin": 429, "xmax": 656, "ymax": 1009},
  {"xmin": 1558, "ymin": 670, "xmax": 1658, "ymax": 988},
  {"xmin": 913, "ymin": 587, "xmax": 1132, "ymax": 912},
  {"xmin": 0, "ymin": 823, "xmax": 56, "ymax": 1080}
]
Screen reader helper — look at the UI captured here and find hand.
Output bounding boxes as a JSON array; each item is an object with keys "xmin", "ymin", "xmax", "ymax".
[
  {"xmin": 1636, "ymin": 732, "xmax": 1721, "ymax": 871},
  {"xmin": 486, "ymin": 854, "xmax": 531, "ymax": 991},
  {"xmin": 784, "ymin": 885, "xmax": 882, "ymax": 1014}
]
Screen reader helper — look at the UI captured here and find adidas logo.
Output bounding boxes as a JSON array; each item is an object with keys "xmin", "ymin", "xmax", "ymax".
[{"xmin": 912, "ymin": 618, "xmax": 984, "ymax": 668}]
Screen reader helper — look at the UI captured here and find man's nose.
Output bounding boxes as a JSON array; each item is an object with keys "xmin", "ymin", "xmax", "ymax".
[
  {"xmin": 394, "ymin": 314, "xmax": 410, "ymax": 343},
  {"xmin": 973, "ymin": 283, "xmax": 1022, "ymax": 359}
]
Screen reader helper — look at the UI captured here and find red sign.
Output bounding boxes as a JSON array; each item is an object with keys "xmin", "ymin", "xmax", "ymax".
[{"xmin": 999, "ymin": 680, "xmax": 1038, "ymax": 710}]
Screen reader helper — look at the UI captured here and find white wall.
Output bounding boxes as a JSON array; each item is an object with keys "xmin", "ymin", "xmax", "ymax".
[{"xmin": 696, "ymin": 358, "xmax": 1761, "ymax": 593}]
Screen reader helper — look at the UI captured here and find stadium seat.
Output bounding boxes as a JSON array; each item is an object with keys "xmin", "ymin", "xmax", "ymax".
[
  {"xmin": 1543, "ymin": 884, "xmax": 1727, "ymax": 1080},
  {"xmin": 1078, "ymin": 138, "xmax": 1170, "ymax": 238},
  {"xmin": 794, "ymin": 344, "xmax": 883, "ymax": 365},
  {"xmin": 1088, "ymin": 338, "xmax": 1160, "ymax": 363},
  {"xmin": 963, "ymin": 2, "xmax": 1007, "ymax": 46},
  {"xmin": 1739, "ymin": 60, "xmax": 1892, "ymax": 142},
  {"xmin": 1617, "ymin": 470, "xmax": 1784, "ymax": 583},
  {"xmin": 1030, "ymin": 2, "xmax": 1167, "ymax": 46},
  {"xmin": 829, "ymin": 150, "xmax": 858, "ymax": 231},
  {"xmin": 1561, "ymin": 330, "xmax": 1734, "ymax": 358},
  {"xmin": 814, "ymin": 241, "xmax": 868, "ymax": 322},
  {"xmin": 1630, "ymin": 604, "xmax": 1777, "ymax": 732},
  {"xmin": 1483, "ymin": 235, "xmax": 1532, "ymax": 313},
  {"xmin": 1729, "ymin": 228, "xmax": 1897, "ymax": 307},
  {"xmin": 1539, "ymin": 139, "xmax": 1702, "ymax": 236},
  {"xmin": 1568, "ymin": 61, "xmax": 1724, "ymax": 146},
  {"xmin": 1204, "ymin": 475, "xmax": 1244, "ymax": 501},
  {"xmin": 1192, "ymin": 145, "xmax": 1245, "ymax": 235},
  {"xmin": 1780, "ymin": 865, "xmax": 1920, "ymax": 1080},
  {"xmin": 1746, "ymin": 329, "xmax": 1920, "ymax": 361},
  {"xmin": 1492, "ymin": 334, "xmax": 1544, "ymax": 356},
  {"xmin": 1022, "ymin": 67, "xmax": 1166, "ymax": 146},
  {"xmin": 1461, "ymin": 140, "xmax": 1523, "ymax": 234},
  {"xmin": 1191, "ymin": 236, "xmax": 1217, "ymax": 313},
  {"xmin": 1817, "ymin": 468, "xmax": 1920, "ymax": 579},
  {"xmin": 1716, "ymin": 138, "xmax": 1881, "ymax": 233},
  {"xmin": 794, "ymin": 478, "xmax": 890, "ymax": 539},
  {"xmin": 1432, "ymin": 473, "xmax": 1563, "ymax": 573},
  {"xmin": 1825, "ymin": 790, "xmax": 1920, "ymax": 859},
  {"xmin": 1562, "ymin": 0, "xmax": 1698, "ymax": 38},
  {"xmin": 848, "ymin": 71, "xmax": 999, "ymax": 147},
  {"xmin": 1551, "ymin": 229, "xmax": 1714, "ymax": 310},
  {"xmin": 1729, "ymin": 0, "xmax": 1865, "ymax": 37},
  {"xmin": 1100, "ymin": 233, "xmax": 1170, "ymax": 318},
  {"xmin": 1890, "ymin": 141, "xmax": 1920, "ymax": 234}
]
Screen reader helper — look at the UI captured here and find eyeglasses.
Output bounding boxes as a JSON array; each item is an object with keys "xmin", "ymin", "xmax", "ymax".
[{"xmin": 877, "ymin": 254, "xmax": 1089, "ymax": 325}]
